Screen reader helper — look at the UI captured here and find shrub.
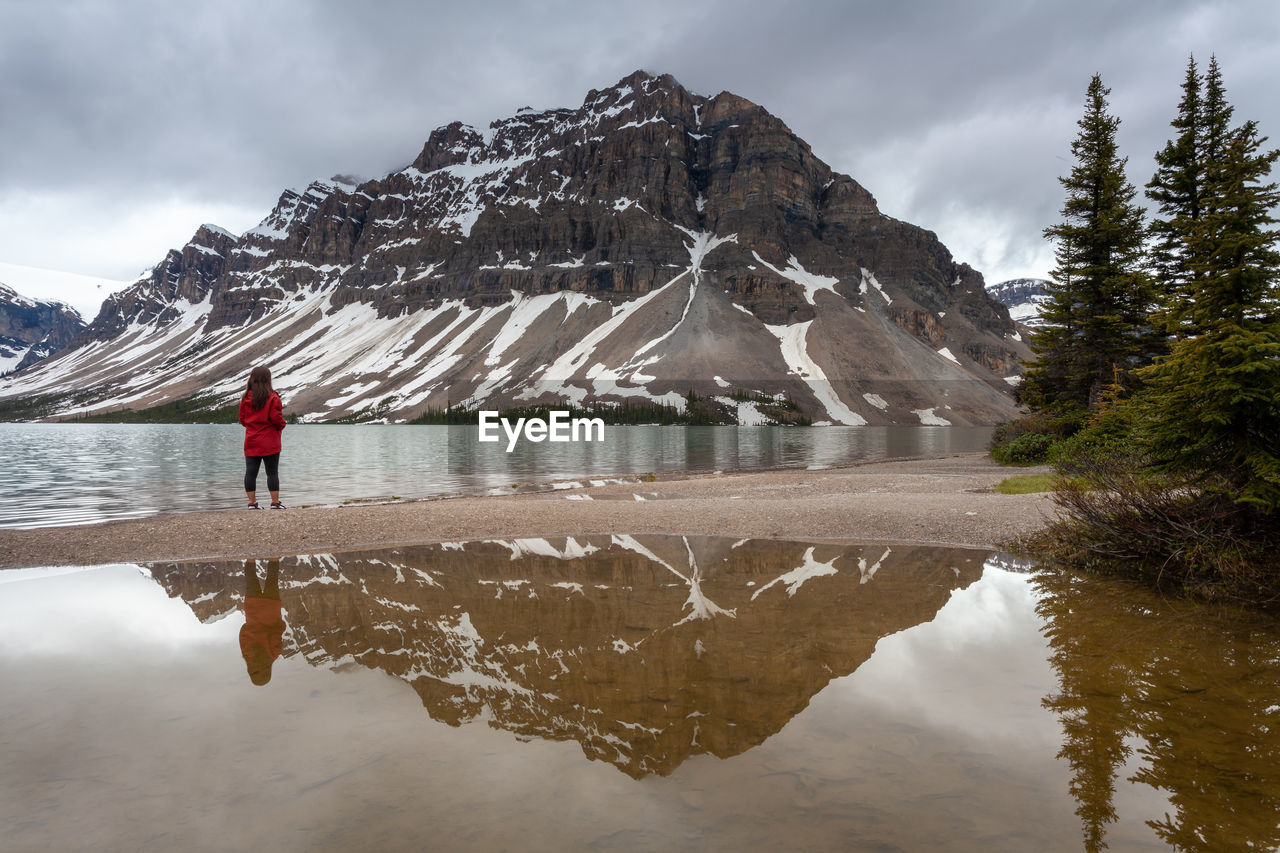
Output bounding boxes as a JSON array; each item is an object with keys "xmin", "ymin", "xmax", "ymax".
[
  {"xmin": 993, "ymin": 431, "xmax": 1056, "ymax": 465},
  {"xmin": 990, "ymin": 410, "xmax": 1087, "ymax": 466},
  {"xmin": 1021, "ymin": 450, "xmax": 1280, "ymax": 607}
]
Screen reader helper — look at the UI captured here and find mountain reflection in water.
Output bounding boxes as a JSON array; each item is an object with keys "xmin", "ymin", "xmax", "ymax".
[
  {"xmin": 151, "ymin": 536, "xmax": 982, "ymax": 779},
  {"xmin": 5, "ymin": 537, "xmax": 1279, "ymax": 851}
]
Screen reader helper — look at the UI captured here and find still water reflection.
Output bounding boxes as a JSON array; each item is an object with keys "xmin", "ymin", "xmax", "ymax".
[
  {"xmin": 1, "ymin": 538, "xmax": 1277, "ymax": 851},
  {"xmin": 0, "ymin": 423, "xmax": 992, "ymax": 528}
]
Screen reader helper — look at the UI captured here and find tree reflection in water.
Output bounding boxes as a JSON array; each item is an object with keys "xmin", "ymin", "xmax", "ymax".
[{"xmin": 1035, "ymin": 569, "xmax": 1280, "ymax": 852}]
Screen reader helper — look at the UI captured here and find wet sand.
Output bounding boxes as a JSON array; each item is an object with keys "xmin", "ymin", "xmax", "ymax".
[{"xmin": 0, "ymin": 452, "xmax": 1054, "ymax": 568}]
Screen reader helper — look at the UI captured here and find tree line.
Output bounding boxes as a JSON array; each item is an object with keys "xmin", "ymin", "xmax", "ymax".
[{"xmin": 998, "ymin": 56, "xmax": 1280, "ymax": 605}]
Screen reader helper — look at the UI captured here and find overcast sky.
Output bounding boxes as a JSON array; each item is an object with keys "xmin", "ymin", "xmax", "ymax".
[{"xmin": 2, "ymin": 0, "xmax": 1277, "ymax": 305}]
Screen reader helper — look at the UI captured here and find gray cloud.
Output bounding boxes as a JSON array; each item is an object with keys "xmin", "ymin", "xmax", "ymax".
[{"xmin": 1, "ymin": 0, "xmax": 1277, "ymax": 287}]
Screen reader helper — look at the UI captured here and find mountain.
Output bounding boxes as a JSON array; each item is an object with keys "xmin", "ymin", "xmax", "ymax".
[
  {"xmin": 0, "ymin": 261, "xmax": 129, "ymax": 326},
  {"xmin": 1, "ymin": 71, "xmax": 1028, "ymax": 425},
  {"xmin": 986, "ymin": 277, "xmax": 1050, "ymax": 329},
  {"xmin": 149, "ymin": 536, "xmax": 985, "ymax": 778},
  {"xmin": 0, "ymin": 284, "xmax": 86, "ymax": 375}
]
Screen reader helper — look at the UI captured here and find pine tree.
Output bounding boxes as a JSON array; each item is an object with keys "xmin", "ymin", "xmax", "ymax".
[
  {"xmin": 1146, "ymin": 55, "xmax": 1245, "ymax": 339},
  {"xmin": 1201, "ymin": 56, "xmax": 1235, "ymax": 172},
  {"xmin": 1021, "ymin": 75, "xmax": 1151, "ymax": 417},
  {"xmin": 1140, "ymin": 112, "xmax": 1280, "ymax": 510},
  {"xmin": 1146, "ymin": 55, "xmax": 1203, "ymax": 327},
  {"xmin": 1021, "ymin": 60, "xmax": 1280, "ymax": 600},
  {"xmin": 1187, "ymin": 119, "xmax": 1280, "ymax": 330}
]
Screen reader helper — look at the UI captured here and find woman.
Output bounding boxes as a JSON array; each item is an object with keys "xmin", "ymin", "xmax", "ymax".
[{"xmin": 239, "ymin": 365, "xmax": 286, "ymax": 509}]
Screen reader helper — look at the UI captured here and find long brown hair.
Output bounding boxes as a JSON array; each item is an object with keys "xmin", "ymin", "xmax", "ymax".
[{"xmin": 246, "ymin": 365, "xmax": 274, "ymax": 410}]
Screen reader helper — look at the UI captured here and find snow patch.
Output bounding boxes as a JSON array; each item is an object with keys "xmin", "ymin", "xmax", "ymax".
[
  {"xmin": 734, "ymin": 399, "xmax": 768, "ymax": 426},
  {"xmin": 862, "ymin": 392, "xmax": 889, "ymax": 411},
  {"xmin": 483, "ymin": 291, "xmax": 566, "ymax": 367},
  {"xmin": 912, "ymin": 407, "xmax": 952, "ymax": 426},
  {"xmin": 858, "ymin": 548, "xmax": 892, "ymax": 584},
  {"xmin": 858, "ymin": 268, "xmax": 891, "ymax": 304},
  {"xmin": 750, "ymin": 547, "xmax": 839, "ymax": 600},
  {"xmin": 751, "ymin": 252, "xmax": 839, "ymax": 306},
  {"xmin": 764, "ymin": 321, "xmax": 866, "ymax": 425}
]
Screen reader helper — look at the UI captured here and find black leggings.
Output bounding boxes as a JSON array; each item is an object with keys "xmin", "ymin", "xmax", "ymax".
[{"xmin": 245, "ymin": 453, "xmax": 280, "ymax": 492}]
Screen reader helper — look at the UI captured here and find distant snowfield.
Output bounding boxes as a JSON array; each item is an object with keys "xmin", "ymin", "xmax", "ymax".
[{"xmin": 0, "ymin": 261, "xmax": 131, "ymax": 321}]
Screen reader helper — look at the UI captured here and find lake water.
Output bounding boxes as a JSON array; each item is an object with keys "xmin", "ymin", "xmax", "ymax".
[
  {"xmin": 2, "ymin": 536, "xmax": 1276, "ymax": 851},
  {"xmin": 0, "ymin": 423, "xmax": 993, "ymax": 528}
]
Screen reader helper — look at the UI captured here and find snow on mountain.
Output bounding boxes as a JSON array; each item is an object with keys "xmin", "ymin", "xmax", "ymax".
[
  {"xmin": 0, "ymin": 71, "xmax": 1028, "ymax": 424},
  {"xmin": 0, "ymin": 283, "xmax": 87, "ymax": 375},
  {"xmin": 0, "ymin": 262, "xmax": 128, "ymax": 323},
  {"xmin": 986, "ymin": 277, "xmax": 1050, "ymax": 328}
]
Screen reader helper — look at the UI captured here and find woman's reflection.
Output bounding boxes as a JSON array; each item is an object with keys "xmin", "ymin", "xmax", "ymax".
[{"xmin": 240, "ymin": 558, "xmax": 285, "ymax": 685}]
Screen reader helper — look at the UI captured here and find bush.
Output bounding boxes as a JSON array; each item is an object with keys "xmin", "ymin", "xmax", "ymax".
[
  {"xmin": 1047, "ymin": 398, "xmax": 1140, "ymax": 465},
  {"xmin": 993, "ymin": 431, "xmax": 1055, "ymax": 465},
  {"xmin": 990, "ymin": 410, "xmax": 1087, "ymax": 466},
  {"xmin": 1021, "ymin": 450, "xmax": 1280, "ymax": 607}
]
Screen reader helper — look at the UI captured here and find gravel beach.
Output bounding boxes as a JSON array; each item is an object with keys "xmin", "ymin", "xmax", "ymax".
[{"xmin": 0, "ymin": 452, "xmax": 1055, "ymax": 568}]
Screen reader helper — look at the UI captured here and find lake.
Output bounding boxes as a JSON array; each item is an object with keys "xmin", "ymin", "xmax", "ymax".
[
  {"xmin": 2, "ymin": 536, "xmax": 1276, "ymax": 851},
  {"xmin": 0, "ymin": 423, "xmax": 993, "ymax": 528}
]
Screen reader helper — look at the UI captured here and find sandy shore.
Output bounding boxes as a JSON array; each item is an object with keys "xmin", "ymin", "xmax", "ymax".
[{"xmin": 0, "ymin": 452, "xmax": 1054, "ymax": 568}]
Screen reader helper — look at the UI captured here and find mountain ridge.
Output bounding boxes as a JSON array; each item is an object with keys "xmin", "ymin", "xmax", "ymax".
[
  {"xmin": 986, "ymin": 277, "xmax": 1050, "ymax": 329},
  {"xmin": 2, "ymin": 70, "xmax": 1028, "ymax": 425},
  {"xmin": 0, "ymin": 284, "xmax": 86, "ymax": 375}
]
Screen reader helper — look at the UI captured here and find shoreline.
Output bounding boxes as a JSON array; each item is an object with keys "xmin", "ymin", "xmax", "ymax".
[{"xmin": 0, "ymin": 452, "xmax": 1055, "ymax": 569}]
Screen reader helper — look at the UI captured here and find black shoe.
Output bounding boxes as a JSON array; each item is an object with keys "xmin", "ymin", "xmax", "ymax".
[
  {"xmin": 270, "ymin": 502, "xmax": 286, "ymax": 510},
  {"xmin": 248, "ymin": 502, "xmax": 262, "ymax": 510}
]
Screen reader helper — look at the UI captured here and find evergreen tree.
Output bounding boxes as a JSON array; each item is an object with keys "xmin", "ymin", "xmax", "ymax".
[
  {"xmin": 1021, "ymin": 75, "xmax": 1151, "ymax": 417},
  {"xmin": 1201, "ymin": 56, "xmax": 1235, "ymax": 172},
  {"xmin": 1139, "ymin": 114, "xmax": 1280, "ymax": 510},
  {"xmin": 1146, "ymin": 55, "xmax": 1204, "ymax": 328},
  {"xmin": 1015, "ymin": 60, "xmax": 1280, "ymax": 601},
  {"xmin": 1186, "ymin": 119, "xmax": 1280, "ymax": 329},
  {"xmin": 1146, "ymin": 55, "xmax": 1245, "ymax": 339}
]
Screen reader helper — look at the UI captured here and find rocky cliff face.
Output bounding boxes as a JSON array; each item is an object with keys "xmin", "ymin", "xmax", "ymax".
[
  {"xmin": 85, "ymin": 224, "xmax": 235, "ymax": 340},
  {"xmin": 4, "ymin": 71, "xmax": 1028, "ymax": 424},
  {"xmin": 149, "ymin": 536, "xmax": 986, "ymax": 778},
  {"xmin": 0, "ymin": 284, "xmax": 86, "ymax": 374}
]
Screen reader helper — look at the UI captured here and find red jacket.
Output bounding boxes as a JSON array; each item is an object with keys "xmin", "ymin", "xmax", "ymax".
[{"xmin": 239, "ymin": 392, "xmax": 285, "ymax": 456}]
